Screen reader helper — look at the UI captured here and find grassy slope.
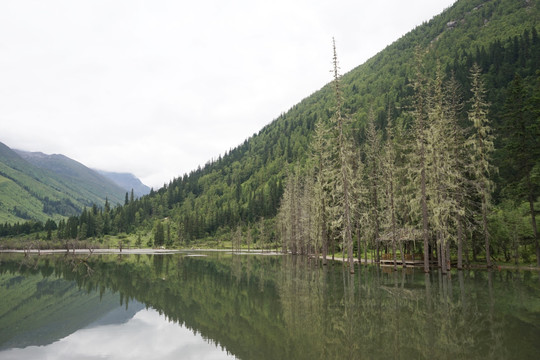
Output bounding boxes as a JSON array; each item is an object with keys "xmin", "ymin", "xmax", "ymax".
[
  {"xmin": 16, "ymin": 151, "xmax": 126, "ymax": 206},
  {"xmin": 0, "ymin": 142, "xmax": 125, "ymax": 223}
]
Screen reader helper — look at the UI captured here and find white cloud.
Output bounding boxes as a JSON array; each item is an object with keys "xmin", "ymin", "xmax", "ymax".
[
  {"xmin": 0, "ymin": 308, "xmax": 236, "ymax": 360},
  {"xmin": 0, "ymin": 0, "xmax": 456, "ymax": 188}
]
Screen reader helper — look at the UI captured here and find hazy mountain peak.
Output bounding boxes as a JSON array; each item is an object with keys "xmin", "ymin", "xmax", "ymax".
[{"xmin": 96, "ymin": 170, "xmax": 151, "ymax": 198}]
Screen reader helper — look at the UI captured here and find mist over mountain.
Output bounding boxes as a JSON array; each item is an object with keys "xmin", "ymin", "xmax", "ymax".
[{"xmin": 96, "ymin": 170, "xmax": 151, "ymax": 198}]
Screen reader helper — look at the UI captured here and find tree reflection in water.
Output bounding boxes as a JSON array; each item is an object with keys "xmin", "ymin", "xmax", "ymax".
[{"xmin": 1, "ymin": 252, "xmax": 539, "ymax": 360}]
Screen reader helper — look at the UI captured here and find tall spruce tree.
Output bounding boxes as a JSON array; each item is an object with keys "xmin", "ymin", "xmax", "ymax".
[
  {"xmin": 410, "ymin": 47, "xmax": 431, "ymax": 273},
  {"xmin": 444, "ymin": 72, "xmax": 468, "ymax": 270},
  {"xmin": 500, "ymin": 73, "xmax": 540, "ymax": 266},
  {"xmin": 312, "ymin": 119, "xmax": 331, "ymax": 265},
  {"xmin": 154, "ymin": 221, "xmax": 165, "ymax": 246},
  {"xmin": 364, "ymin": 109, "xmax": 382, "ymax": 263},
  {"xmin": 382, "ymin": 114, "xmax": 400, "ymax": 271},
  {"xmin": 467, "ymin": 63, "xmax": 495, "ymax": 268},
  {"xmin": 330, "ymin": 38, "xmax": 355, "ymax": 273},
  {"xmin": 425, "ymin": 64, "xmax": 463, "ymax": 274}
]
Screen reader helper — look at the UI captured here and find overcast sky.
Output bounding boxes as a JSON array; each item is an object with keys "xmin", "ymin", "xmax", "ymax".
[{"xmin": 0, "ymin": 0, "xmax": 456, "ymax": 189}]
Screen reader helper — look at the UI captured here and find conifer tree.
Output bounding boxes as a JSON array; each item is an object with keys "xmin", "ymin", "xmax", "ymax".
[
  {"xmin": 467, "ymin": 63, "xmax": 495, "ymax": 268},
  {"xmin": 277, "ymin": 169, "xmax": 302, "ymax": 255},
  {"xmin": 445, "ymin": 72, "xmax": 469, "ymax": 269},
  {"xmin": 425, "ymin": 64, "xmax": 462, "ymax": 274},
  {"xmin": 330, "ymin": 38, "xmax": 355, "ymax": 273},
  {"xmin": 364, "ymin": 108, "xmax": 382, "ymax": 263},
  {"xmin": 410, "ymin": 47, "xmax": 431, "ymax": 273},
  {"xmin": 352, "ymin": 154, "xmax": 368, "ymax": 266},
  {"xmin": 302, "ymin": 171, "xmax": 316, "ymax": 256},
  {"xmin": 233, "ymin": 225, "xmax": 242, "ymax": 253},
  {"xmin": 246, "ymin": 224, "xmax": 253, "ymax": 252},
  {"xmin": 501, "ymin": 73, "xmax": 540, "ymax": 267},
  {"xmin": 382, "ymin": 115, "xmax": 399, "ymax": 271},
  {"xmin": 154, "ymin": 221, "xmax": 165, "ymax": 246},
  {"xmin": 312, "ymin": 119, "xmax": 332, "ymax": 265}
]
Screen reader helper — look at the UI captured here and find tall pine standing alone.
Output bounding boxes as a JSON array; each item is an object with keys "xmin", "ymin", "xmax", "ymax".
[
  {"xmin": 364, "ymin": 109, "xmax": 382, "ymax": 263},
  {"xmin": 445, "ymin": 73, "xmax": 468, "ymax": 270},
  {"xmin": 382, "ymin": 114, "xmax": 399, "ymax": 271},
  {"xmin": 410, "ymin": 47, "xmax": 431, "ymax": 273},
  {"xmin": 364, "ymin": 108, "xmax": 383, "ymax": 263},
  {"xmin": 467, "ymin": 63, "xmax": 495, "ymax": 268},
  {"xmin": 330, "ymin": 38, "xmax": 355, "ymax": 274},
  {"xmin": 312, "ymin": 119, "xmax": 332, "ymax": 265}
]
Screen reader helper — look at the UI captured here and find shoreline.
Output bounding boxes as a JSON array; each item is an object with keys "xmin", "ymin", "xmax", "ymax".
[
  {"xmin": 0, "ymin": 248, "xmax": 284, "ymax": 256},
  {"xmin": 1, "ymin": 249, "xmax": 537, "ymax": 270},
  {"xmin": 0, "ymin": 248, "xmax": 183, "ymax": 255}
]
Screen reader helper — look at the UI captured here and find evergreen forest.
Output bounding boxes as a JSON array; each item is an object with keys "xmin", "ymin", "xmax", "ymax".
[{"xmin": 1, "ymin": 0, "xmax": 540, "ymax": 270}]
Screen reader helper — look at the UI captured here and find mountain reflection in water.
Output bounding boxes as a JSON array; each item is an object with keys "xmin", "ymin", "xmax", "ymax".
[
  {"xmin": 0, "ymin": 252, "xmax": 539, "ymax": 360},
  {"xmin": 1, "ymin": 307, "xmax": 235, "ymax": 360}
]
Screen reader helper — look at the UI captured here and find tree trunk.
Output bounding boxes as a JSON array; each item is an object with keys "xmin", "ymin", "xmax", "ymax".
[
  {"xmin": 528, "ymin": 179, "xmax": 540, "ymax": 267},
  {"xmin": 440, "ymin": 237, "xmax": 447, "ymax": 275},
  {"xmin": 322, "ymin": 201, "xmax": 328, "ymax": 266},
  {"xmin": 457, "ymin": 216, "xmax": 463, "ymax": 270},
  {"xmin": 372, "ymin": 168, "xmax": 380, "ymax": 264},
  {"xmin": 421, "ymin": 163, "xmax": 430, "ymax": 272},
  {"xmin": 400, "ymin": 241, "xmax": 406, "ymax": 268},
  {"xmin": 390, "ymin": 177, "xmax": 398, "ymax": 272},
  {"xmin": 482, "ymin": 190, "xmax": 491, "ymax": 268},
  {"xmin": 343, "ymin": 187, "xmax": 354, "ymax": 274},
  {"xmin": 364, "ymin": 235, "xmax": 368, "ymax": 265},
  {"xmin": 436, "ymin": 239, "xmax": 442, "ymax": 270},
  {"xmin": 446, "ymin": 239, "xmax": 451, "ymax": 273}
]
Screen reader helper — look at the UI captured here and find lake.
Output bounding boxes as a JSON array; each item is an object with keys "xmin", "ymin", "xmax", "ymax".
[{"xmin": 0, "ymin": 251, "xmax": 539, "ymax": 359}]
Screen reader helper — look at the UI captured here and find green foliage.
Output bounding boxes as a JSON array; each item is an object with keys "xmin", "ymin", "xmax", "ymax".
[
  {"xmin": 2, "ymin": 253, "xmax": 540, "ymax": 358},
  {"xmin": 3, "ymin": 0, "xmax": 539, "ymax": 267},
  {"xmin": 0, "ymin": 270, "xmax": 123, "ymax": 349},
  {"xmin": 0, "ymin": 143, "xmax": 125, "ymax": 224},
  {"xmin": 154, "ymin": 221, "xmax": 164, "ymax": 247}
]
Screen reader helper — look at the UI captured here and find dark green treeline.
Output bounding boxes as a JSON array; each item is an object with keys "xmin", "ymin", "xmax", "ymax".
[{"xmin": 2, "ymin": 0, "xmax": 539, "ymax": 267}]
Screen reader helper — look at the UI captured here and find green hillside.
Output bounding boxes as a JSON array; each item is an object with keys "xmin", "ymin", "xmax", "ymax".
[
  {"xmin": 114, "ymin": 0, "xmax": 538, "ymax": 238},
  {"xmin": 0, "ymin": 142, "xmax": 125, "ymax": 224},
  {"xmin": 15, "ymin": 150, "xmax": 127, "ymax": 206},
  {"xmin": 3, "ymin": 0, "xmax": 540, "ymax": 265}
]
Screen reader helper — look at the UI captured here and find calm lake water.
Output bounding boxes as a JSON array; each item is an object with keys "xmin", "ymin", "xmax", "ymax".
[{"xmin": 0, "ymin": 252, "xmax": 539, "ymax": 360}]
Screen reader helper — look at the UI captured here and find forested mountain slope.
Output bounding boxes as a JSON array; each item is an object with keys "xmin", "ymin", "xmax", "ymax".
[
  {"xmin": 8, "ymin": 0, "xmax": 539, "ymax": 252},
  {"xmin": 128, "ymin": 0, "xmax": 539, "ymax": 240},
  {"xmin": 0, "ymin": 142, "xmax": 126, "ymax": 223}
]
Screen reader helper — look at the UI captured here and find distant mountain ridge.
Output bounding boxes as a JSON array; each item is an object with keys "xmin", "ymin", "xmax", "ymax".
[
  {"xmin": 96, "ymin": 170, "xmax": 151, "ymax": 198},
  {"xmin": 0, "ymin": 141, "xmax": 127, "ymax": 223}
]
